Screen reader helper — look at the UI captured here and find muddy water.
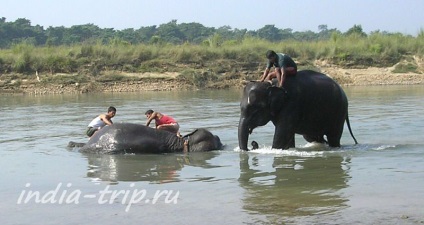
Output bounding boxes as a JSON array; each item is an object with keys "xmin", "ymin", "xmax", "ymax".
[{"xmin": 1, "ymin": 85, "xmax": 423, "ymax": 224}]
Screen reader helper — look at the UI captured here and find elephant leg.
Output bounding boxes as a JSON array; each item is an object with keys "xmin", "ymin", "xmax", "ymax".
[
  {"xmin": 326, "ymin": 123, "xmax": 344, "ymax": 147},
  {"xmin": 288, "ymin": 135, "xmax": 295, "ymax": 148},
  {"xmin": 272, "ymin": 126, "xmax": 295, "ymax": 149},
  {"xmin": 327, "ymin": 135, "xmax": 341, "ymax": 147},
  {"xmin": 303, "ymin": 135, "xmax": 327, "ymax": 144}
]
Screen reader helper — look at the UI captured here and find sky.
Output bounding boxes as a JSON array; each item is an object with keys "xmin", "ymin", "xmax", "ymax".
[{"xmin": 1, "ymin": 0, "xmax": 424, "ymax": 35}]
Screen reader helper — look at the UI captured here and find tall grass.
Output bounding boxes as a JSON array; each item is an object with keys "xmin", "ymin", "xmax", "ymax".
[{"xmin": 0, "ymin": 34, "xmax": 423, "ymax": 76}]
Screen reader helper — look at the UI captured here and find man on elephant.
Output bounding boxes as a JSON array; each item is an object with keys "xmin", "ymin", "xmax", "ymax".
[
  {"xmin": 86, "ymin": 106, "xmax": 116, "ymax": 138},
  {"xmin": 260, "ymin": 50, "xmax": 297, "ymax": 87},
  {"xmin": 145, "ymin": 109, "xmax": 181, "ymax": 137}
]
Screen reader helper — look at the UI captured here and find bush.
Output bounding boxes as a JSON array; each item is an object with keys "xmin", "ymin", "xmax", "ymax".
[
  {"xmin": 79, "ymin": 45, "xmax": 94, "ymax": 58},
  {"xmin": 137, "ymin": 48, "xmax": 153, "ymax": 62},
  {"xmin": 0, "ymin": 57, "xmax": 4, "ymax": 72},
  {"xmin": 177, "ymin": 69, "xmax": 218, "ymax": 88},
  {"xmin": 13, "ymin": 52, "xmax": 32, "ymax": 74},
  {"xmin": 41, "ymin": 74, "xmax": 90, "ymax": 84},
  {"xmin": 44, "ymin": 55, "xmax": 66, "ymax": 74},
  {"xmin": 392, "ymin": 62, "xmax": 419, "ymax": 73},
  {"xmin": 175, "ymin": 50, "xmax": 194, "ymax": 63},
  {"xmin": 96, "ymin": 74, "xmax": 127, "ymax": 82}
]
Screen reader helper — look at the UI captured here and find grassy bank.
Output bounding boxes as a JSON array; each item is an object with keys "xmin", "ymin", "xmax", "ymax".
[{"xmin": 1, "ymin": 34, "xmax": 424, "ymax": 93}]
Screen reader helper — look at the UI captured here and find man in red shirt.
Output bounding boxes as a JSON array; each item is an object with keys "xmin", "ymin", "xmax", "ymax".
[{"xmin": 145, "ymin": 109, "xmax": 180, "ymax": 135}]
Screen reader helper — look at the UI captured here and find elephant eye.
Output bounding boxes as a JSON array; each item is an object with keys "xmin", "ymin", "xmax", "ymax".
[
  {"xmin": 246, "ymin": 105, "xmax": 260, "ymax": 114},
  {"xmin": 249, "ymin": 101, "xmax": 266, "ymax": 108}
]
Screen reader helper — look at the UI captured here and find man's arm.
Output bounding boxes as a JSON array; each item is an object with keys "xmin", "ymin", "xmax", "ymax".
[
  {"xmin": 260, "ymin": 68, "xmax": 270, "ymax": 81},
  {"xmin": 145, "ymin": 112, "xmax": 157, "ymax": 126},
  {"xmin": 99, "ymin": 114, "xmax": 113, "ymax": 125},
  {"xmin": 278, "ymin": 68, "xmax": 285, "ymax": 87}
]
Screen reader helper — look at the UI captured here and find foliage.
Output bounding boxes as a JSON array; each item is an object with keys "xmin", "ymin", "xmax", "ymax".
[
  {"xmin": 41, "ymin": 73, "xmax": 90, "ymax": 84},
  {"xmin": 344, "ymin": 24, "xmax": 367, "ymax": 37},
  {"xmin": 2, "ymin": 17, "xmax": 421, "ymax": 48},
  {"xmin": 1, "ymin": 17, "xmax": 424, "ymax": 82},
  {"xmin": 392, "ymin": 62, "xmax": 419, "ymax": 73},
  {"xmin": 178, "ymin": 69, "xmax": 218, "ymax": 88}
]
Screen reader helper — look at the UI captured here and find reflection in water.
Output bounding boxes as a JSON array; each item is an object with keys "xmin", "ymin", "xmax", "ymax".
[
  {"xmin": 238, "ymin": 153, "xmax": 351, "ymax": 222},
  {"xmin": 83, "ymin": 152, "xmax": 219, "ymax": 184}
]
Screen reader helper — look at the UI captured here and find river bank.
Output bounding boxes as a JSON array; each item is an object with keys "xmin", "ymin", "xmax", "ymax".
[{"xmin": 1, "ymin": 65, "xmax": 424, "ymax": 95}]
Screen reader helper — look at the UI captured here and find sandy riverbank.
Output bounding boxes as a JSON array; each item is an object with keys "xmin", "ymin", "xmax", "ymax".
[{"xmin": 1, "ymin": 65, "xmax": 424, "ymax": 95}]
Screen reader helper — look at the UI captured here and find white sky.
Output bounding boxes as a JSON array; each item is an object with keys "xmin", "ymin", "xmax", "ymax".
[{"xmin": 1, "ymin": 0, "xmax": 423, "ymax": 35}]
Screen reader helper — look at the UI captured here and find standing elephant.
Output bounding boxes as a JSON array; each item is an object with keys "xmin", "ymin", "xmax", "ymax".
[
  {"xmin": 238, "ymin": 70, "xmax": 357, "ymax": 150},
  {"xmin": 69, "ymin": 123, "xmax": 223, "ymax": 154}
]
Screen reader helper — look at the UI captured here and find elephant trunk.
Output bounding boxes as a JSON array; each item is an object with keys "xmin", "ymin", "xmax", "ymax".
[{"xmin": 238, "ymin": 117, "xmax": 249, "ymax": 151}]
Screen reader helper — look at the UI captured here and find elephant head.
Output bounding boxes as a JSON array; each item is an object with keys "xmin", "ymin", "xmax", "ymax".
[
  {"xmin": 183, "ymin": 128, "xmax": 223, "ymax": 152},
  {"xmin": 238, "ymin": 81, "xmax": 288, "ymax": 150}
]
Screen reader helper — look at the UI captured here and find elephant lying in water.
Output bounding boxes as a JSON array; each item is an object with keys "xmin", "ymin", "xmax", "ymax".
[{"xmin": 68, "ymin": 123, "xmax": 223, "ymax": 154}]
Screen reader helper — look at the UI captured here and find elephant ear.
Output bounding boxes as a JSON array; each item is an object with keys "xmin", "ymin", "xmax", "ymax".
[
  {"xmin": 248, "ymin": 89, "xmax": 267, "ymax": 108},
  {"xmin": 267, "ymin": 86, "xmax": 288, "ymax": 113},
  {"xmin": 183, "ymin": 129, "xmax": 198, "ymax": 138}
]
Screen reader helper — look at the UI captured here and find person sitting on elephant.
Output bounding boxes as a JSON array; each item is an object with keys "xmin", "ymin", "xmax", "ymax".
[
  {"xmin": 86, "ymin": 106, "xmax": 116, "ymax": 138},
  {"xmin": 260, "ymin": 50, "xmax": 297, "ymax": 87},
  {"xmin": 145, "ymin": 109, "xmax": 181, "ymax": 136}
]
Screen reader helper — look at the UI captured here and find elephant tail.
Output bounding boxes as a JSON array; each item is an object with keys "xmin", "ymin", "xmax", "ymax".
[{"xmin": 346, "ymin": 114, "xmax": 358, "ymax": 144}]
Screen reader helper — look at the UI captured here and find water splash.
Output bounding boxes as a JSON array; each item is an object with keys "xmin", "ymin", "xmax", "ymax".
[
  {"xmin": 371, "ymin": 145, "xmax": 396, "ymax": 151},
  {"xmin": 233, "ymin": 142, "xmax": 398, "ymax": 157},
  {"xmin": 233, "ymin": 142, "xmax": 327, "ymax": 157},
  {"xmin": 340, "ymin": 143, "xmax": 397, "ymax": 151}
]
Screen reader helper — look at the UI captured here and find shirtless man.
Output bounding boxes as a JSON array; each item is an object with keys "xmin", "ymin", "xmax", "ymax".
[
  {"xmin": 145, "ymin": 109, "xmax": 180, "ymax": 135},
  {"xmin": 86, "ymin": 106, "xmax": 116, "ymax": 138},
  {"xmin": 260, "ymin": 50, "xmax": 297, "ymax": 87}
]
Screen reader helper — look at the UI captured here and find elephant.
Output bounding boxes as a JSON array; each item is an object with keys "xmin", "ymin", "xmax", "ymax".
[
  {"xmin": 238, "ymin": 70, "xmax": 358, "ymax": 150},
  {"xmin": 68, "ymin": 123, "xmax": 223, "ymax": 154}
]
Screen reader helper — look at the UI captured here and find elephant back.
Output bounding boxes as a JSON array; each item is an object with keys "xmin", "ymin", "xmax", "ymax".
[{"xmin": 284, "ymin": 70, "xmax": 342, "ymax": 94}]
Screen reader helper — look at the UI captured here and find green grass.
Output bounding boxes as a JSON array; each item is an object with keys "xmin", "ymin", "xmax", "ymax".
[{"xmin": 1, "ymin": 34, "xmax": 423, "ymax": 84}]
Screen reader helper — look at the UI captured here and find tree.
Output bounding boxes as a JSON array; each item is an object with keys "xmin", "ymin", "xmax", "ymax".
[
  {"xmin": 178, "ymin": 22, "xmax": 214, "ymax": 44},
  {"xmin": 215, "ymin": 25, "xmax": 233, "ymax": 41},
  {"xmin": 345, "ymin": 24, "xmax": 367, "ymax": 37},
  {"xmin": 0, "ymin": 18, "xmax": 47, "ymax": 47},
  {"xmin": 156, "ymin": 20, "xmax": 185, "ymax": 44},
  {"xmin": 46, "ymin": 26, "xmax": 66, "ymax": 46},
  {"xmin": 281, "ymin": 28, "xmax": 294, "ymax": 40},
  {"xmin": 257, "ymin": 25, "xmax": 282, "ymax": 41},
  {"xmin": 116, "ymin": 28, "xmax": 138, "ymax": 44},
  {"xmin": 318, "ymin": 24, "xmax": 329, "ymax": 39},
  {"xmin": 64, "ymin": 24, "xmax": 103, "ymax": 44},
  {"xmin": 293, "ymin": 30, "xmax": 318, "ymax": 41},
  {"xmin": 231, "ymin": 28, "xmax": 247, "ymax": 43},
  {"xmin": 136, "ymin": 25, "xmax": 157, "ymax": 43},
  {"xmin": 318, "ymin": 24, "xmax": 328, "ymax": 32}
]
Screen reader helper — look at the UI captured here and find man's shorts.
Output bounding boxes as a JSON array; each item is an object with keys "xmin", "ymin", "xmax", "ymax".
[
  {"xmin": 285, "ymin": 67, "xmax": 297, "ymax": 76},
  {"xmin": 86, "ymin": 127, "xmax": 98, "ymax": 137}
]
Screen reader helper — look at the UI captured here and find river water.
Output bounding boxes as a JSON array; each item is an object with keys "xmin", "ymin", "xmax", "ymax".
[{"xmin": 1, "ymin": 85, "xmax": 423, "ymax": 225}]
